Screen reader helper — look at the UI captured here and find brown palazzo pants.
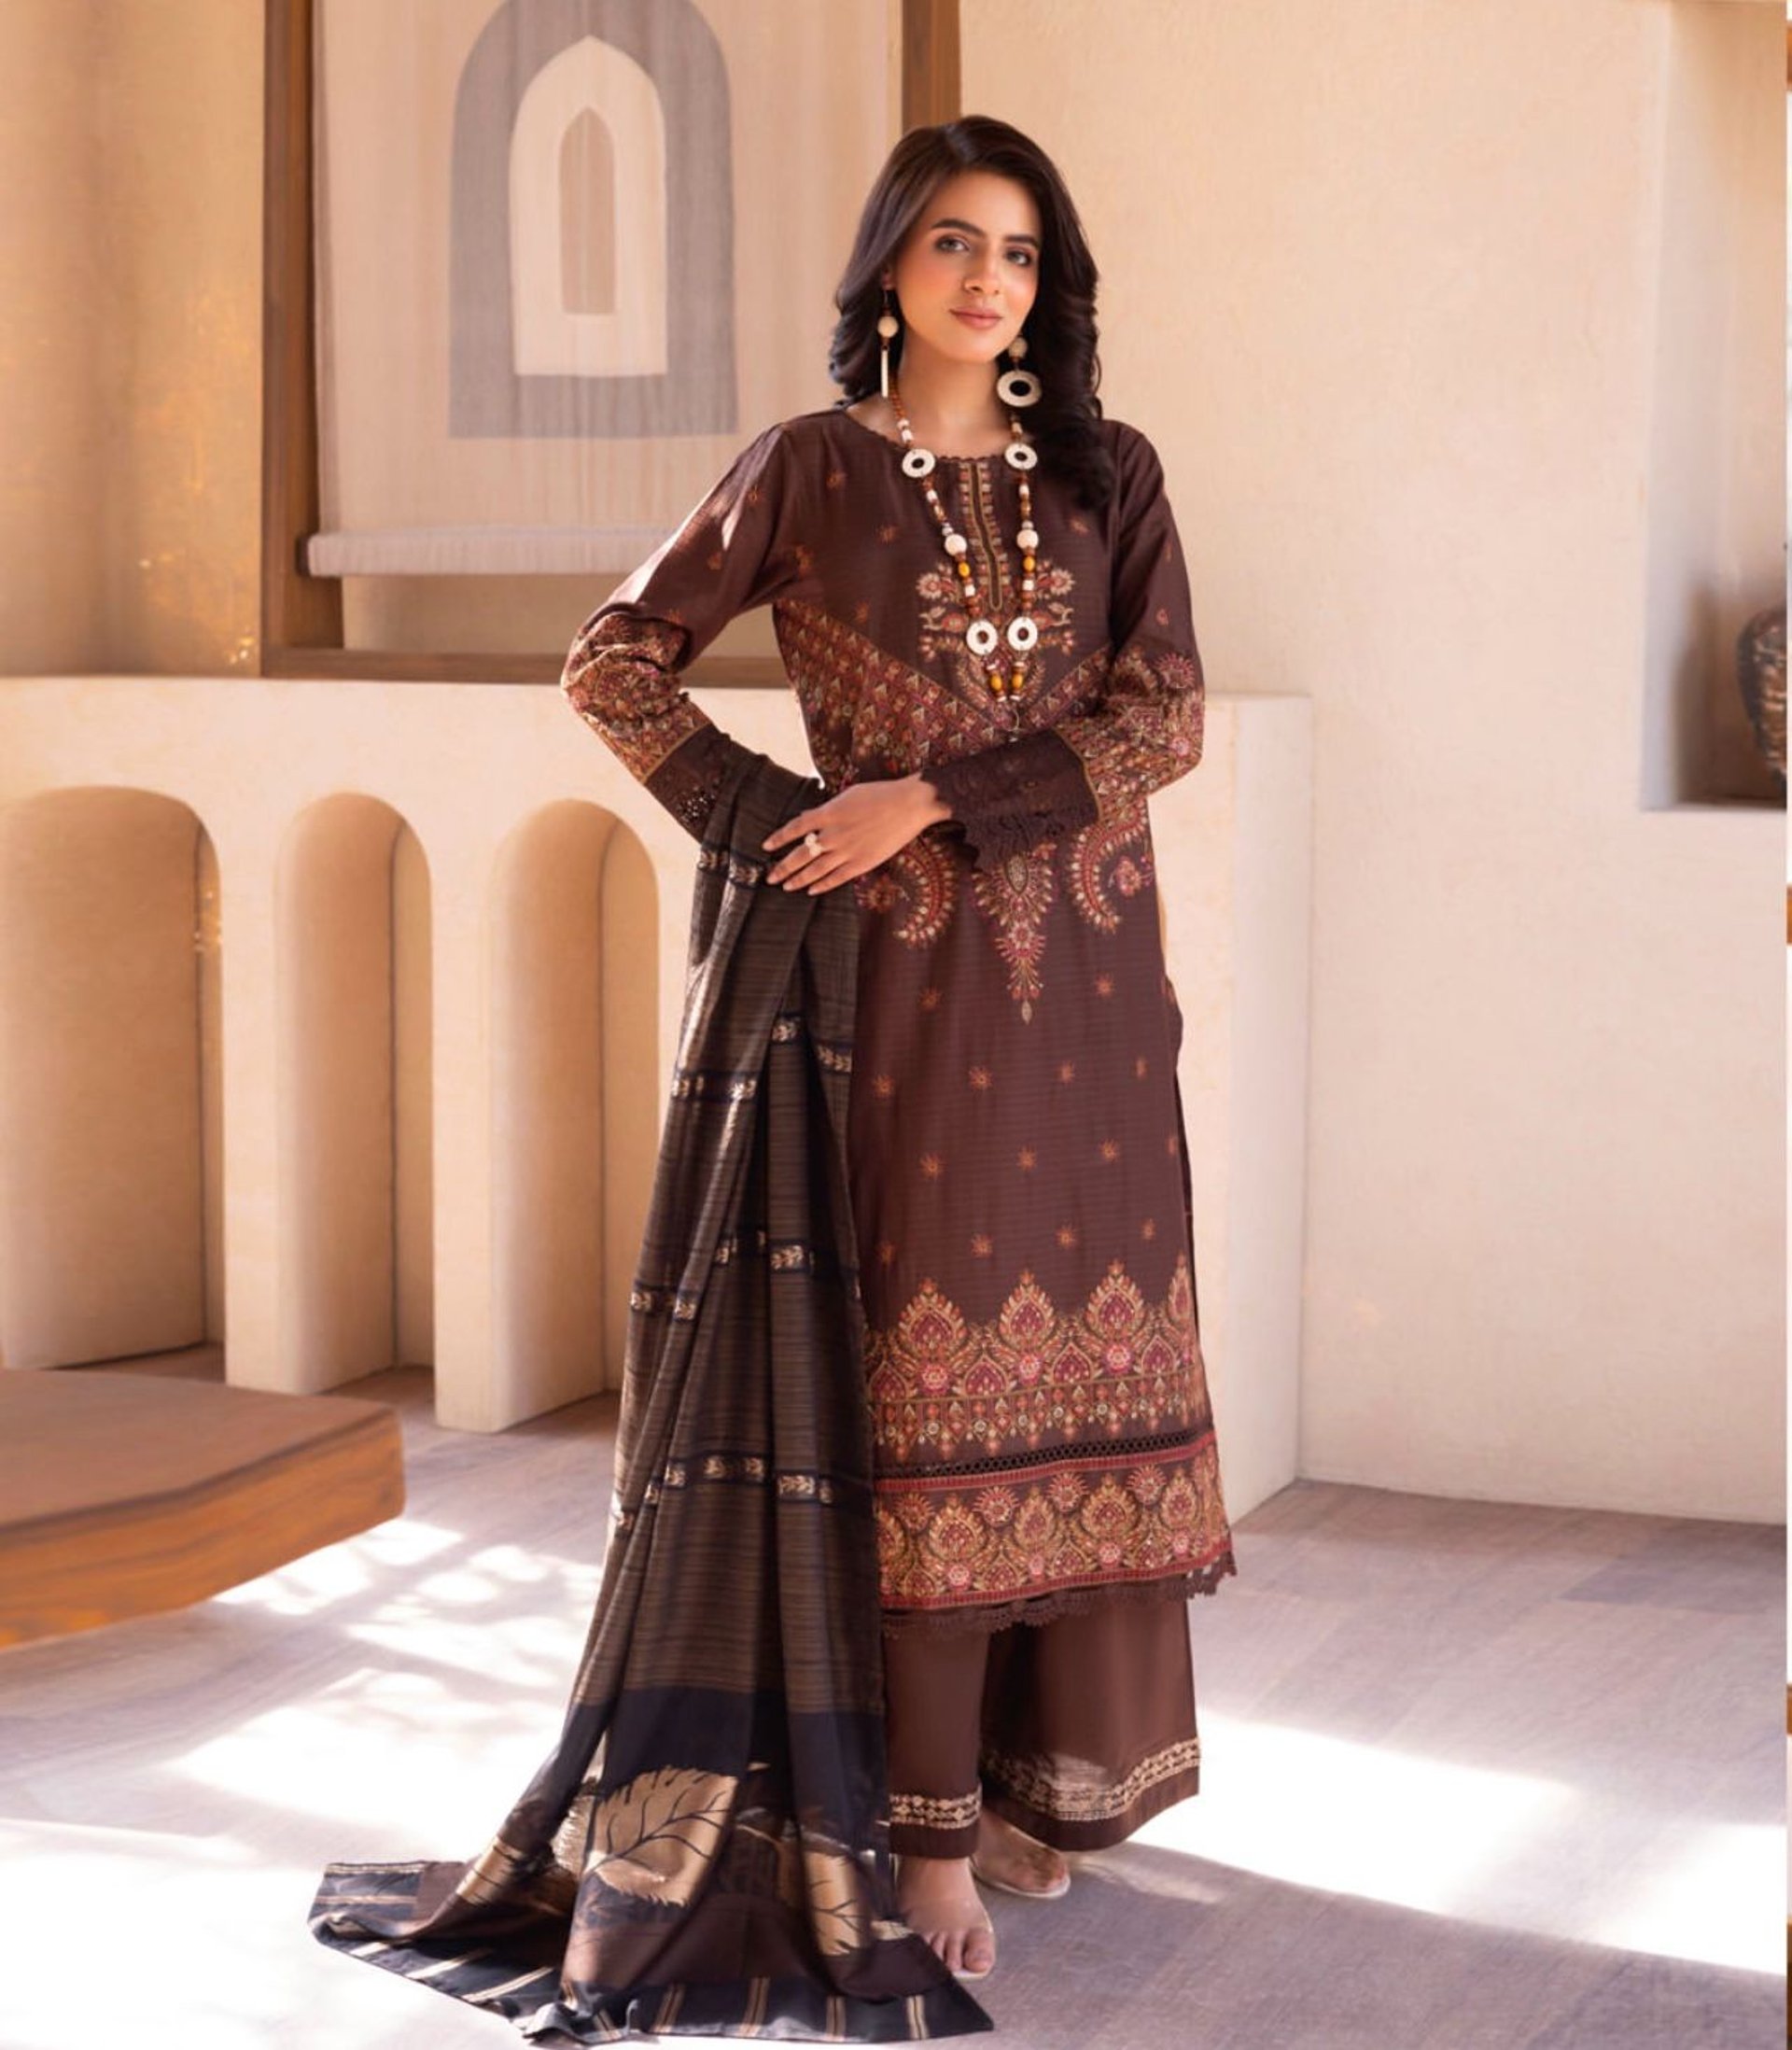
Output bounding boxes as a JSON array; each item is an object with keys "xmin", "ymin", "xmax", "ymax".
[{"xmin": 881, "ymin": 1591, "xmax": 1203, "ymax": 1860}]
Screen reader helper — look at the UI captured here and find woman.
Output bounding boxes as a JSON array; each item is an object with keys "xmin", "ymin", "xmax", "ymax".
[{"xmin": 563, "ymin": 115, "xmax": 1238, "ymax": 1983}]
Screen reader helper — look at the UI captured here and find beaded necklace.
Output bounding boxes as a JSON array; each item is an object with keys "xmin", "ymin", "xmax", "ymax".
[{"xmin": 888, "ymin": 378, "xmax": 1041, "ymax": 708}]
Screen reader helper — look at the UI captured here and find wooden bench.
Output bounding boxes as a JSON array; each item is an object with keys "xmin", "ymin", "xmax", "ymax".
[{"xmin": 0, "ymin": 1367, "xmax": 404, "ymax": 1648}]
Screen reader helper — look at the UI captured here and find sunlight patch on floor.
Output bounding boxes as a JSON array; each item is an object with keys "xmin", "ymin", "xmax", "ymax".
[
  {"xmin": 172, "ymin": 1669, "xmax": 554, "ymax": 1841},
  {"xmin": 1579, "ymin": 1818, "xmax": 1785, "ymax": 1975},
  {"xmin": 1131, "ymin": 1714, "xmax": 1782, "ymax": 1975},
  {"xmin": 1131, "ymin": 1712, "xmax": 1571, "ymax": 1916},
  {"xmin": 0, "ymin": 1821, "xmax": 302, "ymax": 2050},
  {"xmin": 210, "ymin": 1516, "xmax": 469, "ymax": 1618},
  {"xmin": 343, "ymin": 1606, "xmax": 587, "ymax": 1681}
]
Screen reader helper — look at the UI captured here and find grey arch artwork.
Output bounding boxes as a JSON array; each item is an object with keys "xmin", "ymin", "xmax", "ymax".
[{"xmin": 450, "ymin": 0, "xmax": 737, "ymax": 439}]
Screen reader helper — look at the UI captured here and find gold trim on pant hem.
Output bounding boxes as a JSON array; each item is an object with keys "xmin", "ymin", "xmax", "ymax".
[
  {"xmin": 889, "ymin": 1785, "xmax": 983, "ymax": 1830},
  {"xmin": 979, "ymin": 1734, "xmax": 1200, "ymax": 1822}
]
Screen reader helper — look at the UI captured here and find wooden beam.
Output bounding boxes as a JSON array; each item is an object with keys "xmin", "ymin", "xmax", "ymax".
[
  {"xmin": 903, "ymin": 0, "xmax": 961, "ymax": 131},
  {"xmin": 259, "ymin": 0, "xmax": 343, "ymax": 669},
  {"xmin": 260, "ymin": 649, "xmax": 791, "ymax": 688}
]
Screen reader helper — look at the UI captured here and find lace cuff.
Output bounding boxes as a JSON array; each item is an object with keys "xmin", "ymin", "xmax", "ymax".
[{"xmin": 921, "ymin": 729, "xmax": 1099, "ymax": 872}]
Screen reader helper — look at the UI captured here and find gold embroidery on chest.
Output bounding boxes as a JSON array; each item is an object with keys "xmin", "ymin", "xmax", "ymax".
[
  {"xmin": 913, "ymin": 466, "xmax": 1079, "ymax": 709},
  {"xmin": 776, "ymin": 601, "xmax": 990, "ymax": 788}
]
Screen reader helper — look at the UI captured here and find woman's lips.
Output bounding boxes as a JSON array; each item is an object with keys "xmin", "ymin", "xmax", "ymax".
[{"xmin": 951, "ymin": 309, "xmax": 1001, "ymax": 327}]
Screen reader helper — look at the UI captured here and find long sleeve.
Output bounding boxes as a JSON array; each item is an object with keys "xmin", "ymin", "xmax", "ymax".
[
  {"xmin": 560, "ymin": 423, "xmax": 805, "ymax": 837},
  {"xmin": 923, "ymin": 425, "xmax": 1205, "ymax": 871}
]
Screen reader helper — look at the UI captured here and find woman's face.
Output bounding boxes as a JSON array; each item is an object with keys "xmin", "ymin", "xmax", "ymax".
[{"xmin": 883, "ymin": 168, "xmax": 1042, "ymax": 375}]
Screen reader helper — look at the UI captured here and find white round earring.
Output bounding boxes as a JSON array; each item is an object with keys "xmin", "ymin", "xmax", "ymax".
[{"xmin": 995, "ymin": 332, "xmax": 1042, "ymax": 409}]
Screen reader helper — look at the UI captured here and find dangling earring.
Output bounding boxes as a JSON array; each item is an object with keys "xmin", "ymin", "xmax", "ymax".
[
  {"xmin": 876, "ymin": 286, "xmax": 901, "ymax": 400},
  {"xmin": 996, "ymin": 332, "xmax": 1042, "ymax": 408}
]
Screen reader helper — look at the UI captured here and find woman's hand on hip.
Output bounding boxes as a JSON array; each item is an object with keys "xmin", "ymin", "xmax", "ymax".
[{"xmin": 762, "ymin": 774, "xmax": 950, "ymax": 892}]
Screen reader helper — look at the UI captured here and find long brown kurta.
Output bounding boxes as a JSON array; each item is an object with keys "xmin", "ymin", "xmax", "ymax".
[{"xmin": 563, "ymin": 404, "xmax": 1237, "ymax": 1652}]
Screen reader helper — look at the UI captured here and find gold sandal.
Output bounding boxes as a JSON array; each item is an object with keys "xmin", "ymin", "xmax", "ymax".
[{"xmin": 969, "ymin": 1850, "xmax": 1071, "ymax": 1901}]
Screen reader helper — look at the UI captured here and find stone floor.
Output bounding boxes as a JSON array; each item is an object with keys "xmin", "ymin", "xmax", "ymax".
[{"xmin": 0, "ymin": 1355, "xmax": 1781, "ymax": 2048}]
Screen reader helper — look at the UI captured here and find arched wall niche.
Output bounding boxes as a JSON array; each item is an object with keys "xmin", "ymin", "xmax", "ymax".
[
  {"xmin": 559, "ymin": 107, "xmax": 619, "ymax": 318},
  {"xmin": 449, "ymin": 0, "xmax": 735, "ymax": 438},
  {"xmin": 513, "ymin": 35, "xmax": 666, "ymax": 376},
  {"xmin": 0, "ymin": 787, "xmax": 217, "ymax": 1370},
  {"xmin": 488, "ymin": 799, "xmax": 657, "ymax": 1421},
  {"xmin": 274, "ymin": 794, "xmax": 433, "ymax": 1393}
]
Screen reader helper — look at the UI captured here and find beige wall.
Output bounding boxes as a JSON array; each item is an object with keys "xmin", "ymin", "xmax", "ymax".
[
  {"xmin": 965, "ymin": 0, "xmax": 1784, "ymax": 1518},
  {"xmin": 0, "ymin": 1, "xmax": 1780, "ymax": 1519},
  {"xmin": 0, "ymin": 0, "xmax": 261, "ymax": 676},
  {"xmin": 0, "ymin": 3, "xmax": 105, "ymax": 672}
]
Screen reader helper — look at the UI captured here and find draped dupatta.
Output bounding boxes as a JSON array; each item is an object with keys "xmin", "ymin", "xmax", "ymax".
[{"xmin": 309, "ymin": 751, "xmax": 993, "ymax": 2042}]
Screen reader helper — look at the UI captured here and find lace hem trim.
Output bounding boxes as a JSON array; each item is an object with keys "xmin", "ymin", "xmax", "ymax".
[{"xmin": 878, "ymin": 1551, "xmax": 1237, "ymax": 1639}]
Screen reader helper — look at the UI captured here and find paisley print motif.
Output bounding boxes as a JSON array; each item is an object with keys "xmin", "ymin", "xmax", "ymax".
[
  {"xmin": 968, "ymin": 845, "xmax": 1058, "ymax": 1022},
  {"xmin": 868, "ymin": 1255, "xmax": 1201, "ymax": 1462},
  {"xmin": 875, "ymin": 1431, "xmax": 1231, "ymax": 1610},
  {"xmin": 1066, "ymin": 801, "xmax": 1156, "ymax": 934},
  {"xmin": 852, "ymin": 830, "xmax": 958, "ymax": 948},
  {"xmin": 1057, "ymin": 642, "xmax": 1205, "ymax": 812},
  {"xmin": 563, "ymin": 615, "xmax": 706, "ymax": 781}
]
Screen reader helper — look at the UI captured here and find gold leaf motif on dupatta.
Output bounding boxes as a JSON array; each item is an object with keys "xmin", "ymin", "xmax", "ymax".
[
  {"xmin": 582, "ymin": 1765, "xmax": 737, "ymax": 1906},
  {"xmin": 802, "ymin": 1839, "xmax": 873, "ymax": 1958},
  {"xmin": 454, "ymin": 1832, "xmax": 532, "ymax": 1905}
]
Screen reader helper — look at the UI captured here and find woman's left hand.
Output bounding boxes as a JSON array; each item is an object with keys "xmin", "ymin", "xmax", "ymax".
[{"xmin": 762, "ymin": 774, "xmax": 949, "ymax": 892}]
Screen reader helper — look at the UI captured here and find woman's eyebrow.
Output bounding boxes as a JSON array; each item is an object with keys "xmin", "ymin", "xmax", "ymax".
[{"xmin": 927, "ymin": 215, "xmax": 1041, "ymax": 249}]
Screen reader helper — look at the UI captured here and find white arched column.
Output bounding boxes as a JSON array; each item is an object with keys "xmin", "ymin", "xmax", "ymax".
[
  {"xmin": 269, "ymin": 795, "xmax": 432, "ymax": 1395},
  {"xmin": 0, "ymin": 788, "xmax": 214, "ymax": 1369},
  {"xmin": 428, "ymin": 801, "xmax": 657, "ymax": 1433}
]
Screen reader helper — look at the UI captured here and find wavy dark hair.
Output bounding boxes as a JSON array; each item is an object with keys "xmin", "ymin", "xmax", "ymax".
[{"xmin": 829, "ymin": 116, "xmax": 1114, "ymax": 512}]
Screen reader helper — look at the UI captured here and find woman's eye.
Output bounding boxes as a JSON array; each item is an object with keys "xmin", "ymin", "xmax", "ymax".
[{"xmin": 931, "ymin": 234, "xmax": 1032, "ymax": 267}]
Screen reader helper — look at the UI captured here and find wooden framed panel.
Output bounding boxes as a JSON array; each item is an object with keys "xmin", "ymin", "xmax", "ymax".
[{"xmin": 259, "ymin": 0, "xmax": 960, "ymax": 682}]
